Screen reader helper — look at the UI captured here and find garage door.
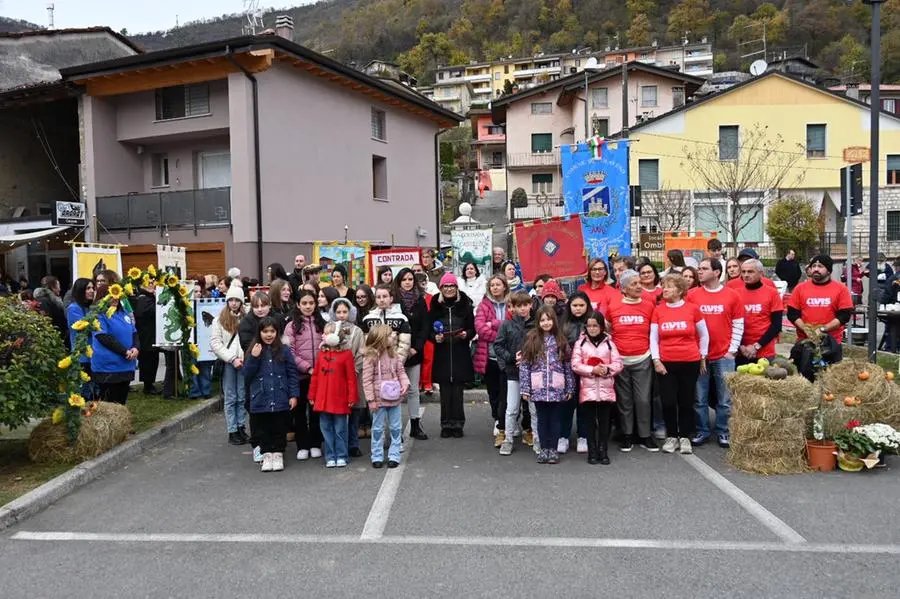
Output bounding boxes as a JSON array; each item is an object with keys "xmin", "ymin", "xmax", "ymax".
[{"xmin": 120, "ymin": 242, "xmax": 226, "ymax": 279}]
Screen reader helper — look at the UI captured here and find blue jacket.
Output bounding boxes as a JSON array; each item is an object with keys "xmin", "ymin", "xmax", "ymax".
[
  {"xmin": 66, "ymin": 303, "xmax": 90, "ymax": 363},
  {"xmin": 244, "ymin": 345, "xmax": 301, "ymax": 414},
  {"xmin": 91, "ymin": 308, "xmax": 137, "ymax": 374}
]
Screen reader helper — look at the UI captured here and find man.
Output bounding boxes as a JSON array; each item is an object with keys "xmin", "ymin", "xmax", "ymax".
[
  {"xmin": 302, "ymin": 264, "xmax": 322, "ymax": 286},
  {"xmin": 34, "ymin": 275, "xmax": 69, "ymax": 348},
  {"xmin": 422, "ymin": 248, "xmax": 445, "ymax": 286},
  {"xmin": 775, "ymin": 249, "xmax": 802, "ymax": 292},
  {"xmin": 132, "ymin": 280, "xmax": 161, "ymax": 394},
  {"xmin": 706, "ymin": 238, "xmax": 724, "ymax": 262},
  {"xmin": 611, "ymin": 255, "xmax": 636, "ymax": 286},
  {"xmin": 788, "ymin": 254, "xmax": 854, "ymax": 363},
  {"xmin": 727, "ymin": 248, "xmax": 777, "ymax": 290},
  {"xmin": 687, "ymin": 259, "xmax": 744, "ymax": 448},
  {"xmin": 492, "ymin": 247, "xmax": 506, "ymax": 276},
  {"xmin": 287, "ymin": 254, "xmax": 307, "ymax": 298},
  {"xmin": 733, "ymin": 259, "xmax": 783, "ymax": 366},
  {"xmin": 412, "ymin": 263, "xmax": 438, "ymax": 295}
]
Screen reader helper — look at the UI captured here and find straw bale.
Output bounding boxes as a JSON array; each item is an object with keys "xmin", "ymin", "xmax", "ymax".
[{"xmin": 28, "ymin": 402, "xmax": 132, "ymax": 464}]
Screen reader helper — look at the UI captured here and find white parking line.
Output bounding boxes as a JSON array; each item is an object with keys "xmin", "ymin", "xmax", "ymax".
[
  {"xmin": 359, "ymin": 407, "xmax": 424, "ymax": 540},
  {"xmin": 12, "ymin": 530, "xmax": 900, "ymax": 555},
  {"xmin": 680, "ymin": 454, "xmax": 807, "ymax": 544}
]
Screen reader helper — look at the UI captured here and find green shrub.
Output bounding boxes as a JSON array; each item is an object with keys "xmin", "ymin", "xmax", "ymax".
[{"xmin": 510, "ymin": 187, "xmax": 528, "ymax": 209}]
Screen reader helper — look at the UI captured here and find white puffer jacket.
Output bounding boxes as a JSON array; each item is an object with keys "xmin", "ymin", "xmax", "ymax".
[{"xmin": 210, "ymin": 311, "xmax": 245, "ymax": 364}]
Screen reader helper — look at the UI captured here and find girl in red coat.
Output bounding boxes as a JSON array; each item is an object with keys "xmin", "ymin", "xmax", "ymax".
[{"xmin": 309, "ymin": 320, "xmax": 358, "ymax": 468}]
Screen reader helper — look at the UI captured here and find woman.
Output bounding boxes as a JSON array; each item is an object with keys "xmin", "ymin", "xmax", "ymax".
[
  {"xmin": 428, "ymin": 273, "xmax": 476, "ymax": 438},
  {"xmin": 725, "ymin": 258, "xmax": 741, "ymax": 282},
  {"xmin": 559, "ymin": 290, "xmax": 591, "ymax": 454},
  {"xmin": 283, "ymin": 289, "xmax": 325, "ymax": 461},
  {"xmin": 417, "ymin": 272, "xmax": 436, "ymax": 396},
  {"xmin": 330, "ymin": 264, "xmax": 355, "ymax": 303},
  {"xmin": 355, "ymin": 284, "xmax": 375, "ymax": 328},
  {"xmin": 638, "ymin": 262, "xmax": 663, "ymax": 303},
  {"xmin": 501, "ymin": 261, "xmax": 524, "ymax": 292},
  {"xmin": 459, "ymin": 262, "xmax": 486, "ymax": 308},
  {"xmin": 474, "ymin": 274, "xmax": 509, "ymax": 443},
  {"xmin": 91, "ymin": 284, "xmax": 139, "ymax": 405},
  {"xmin": 210, "ymin": 283, "xmax": 248, "ymax": 445},
  {"xmin": 578, "ymin": 258, "xmax": 618, "ymax": 315},
  {"xmin": 607, "ymin": 269, "xmax": 658, "ymax": 452},
  {"xmin": 267, "ymin": 262, "xmax": 289, "ymax": 284},
  {"xmin": 67, "ymin": 278, "xmax": 97, "ymax": 400},
  {"xmin": 529, "ymin": 274, "xmax": 552, "ymax": 299},
  {"xmin": 268, "ymin": 279, "xmax": 293, "ymax": 331},
  {"xmin": 664, "ymin": 249, "xmax": 686, "ymax": 276},
  {"xmin": 318, "ymin": 286, "xmax": 340, "ymax": 322},
  {"xmin": 681, "ymin": 266, "xmax": 700, "ymax": 290},
  {"xmin": 650, "ymin": 274, "xmax": 709, "ymax": 456},
  {"xmin": 392, "ymin": 267, "xmax": 430, "ymax": 440},
  {"xmin": 377, "ymin": 266, "xmax": 394, "ymax": 286},
  {"xmin": 206, "ymin": 274, "xmax": 221, "ymax": 298}
]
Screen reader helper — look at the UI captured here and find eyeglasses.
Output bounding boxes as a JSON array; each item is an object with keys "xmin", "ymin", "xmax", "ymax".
[{"xmin": 590, "ymin": 267, "xmax": 605, "ymax": 272}]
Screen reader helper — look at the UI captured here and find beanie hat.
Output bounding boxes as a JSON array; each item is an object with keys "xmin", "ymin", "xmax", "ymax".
[
  {"xmin": 808, "ymin": 254, "xmax": 834, "ymax": 273},
  {"xmin": 439, "ymin": 273, "xmax": 458, "ymax": 287},
  {"xmin": 540, "ymin": 280, "xmax": 566, "ymax": 301},
  {"xmin": 227, "ymin": 267, "xmax": 241, "ymax": 279},
  {"xmin": 737, "ymin": 248, "xmax": 759, "ymax": 260},
  {"xmin": 225, "ymin": 281, "xmax": 244, "ymax": 303}
]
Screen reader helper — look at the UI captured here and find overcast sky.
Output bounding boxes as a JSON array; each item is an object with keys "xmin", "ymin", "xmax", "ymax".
[{"xmin": 0, "ymin": 1, "xmax": 315, "ymax": 34}]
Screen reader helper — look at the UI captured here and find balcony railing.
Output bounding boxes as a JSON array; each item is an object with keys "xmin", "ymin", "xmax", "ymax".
[
  {"xmin": 97, "ymin": 187, "xmax": 231, "ymax": 236},
  {"xmin": 512, "ymin": 195, "xmax": 565, "ymax": 220},
  {"xmin": 506, "ymin": 150, "xmax": 561, "ymax": 168}
]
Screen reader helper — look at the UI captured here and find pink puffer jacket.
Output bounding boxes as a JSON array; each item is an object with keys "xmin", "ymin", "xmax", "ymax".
[
  {"xmin": 571, "ymin": 334, "xmax": 624, "ymax": 403},
  {"xmin": 283, "ymin": 315, "xmax": 322, "ymax": 379},
  {"xmin": 473, "ymin": 296, "xmax": 507, "ymax": 374}
]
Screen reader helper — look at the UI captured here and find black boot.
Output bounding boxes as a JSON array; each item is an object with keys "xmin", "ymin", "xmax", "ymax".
[
  {"xmin": 228, "ymin": 432, "xmax": 245, "ymax": 446},
  {"xmin": 599, "ymin": 443, "xmax": 610, "ymax": 465},
  {"xmin": 410, "ymin": 418, "xmax": 428, "ymax": 441},
  {"xmin": 237, "ymin": 426, "xmax": 250, "ymax": 442}
]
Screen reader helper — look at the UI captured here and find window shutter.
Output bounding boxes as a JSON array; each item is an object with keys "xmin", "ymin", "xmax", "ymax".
[
  {"xmin": 887, "ymin": 155, "xmax": 900, "ymax": 171},
  {"xmin": 185, "ymin": 84, "xmax": 210, "ymax": 116},
  {"xmin": 638, "ymin": 160, "xmax": 659, "ymax": 191},
  {"xmin": 806, "ymin": 125, "xmax": 825, "ymax": 152},
  {"xmin": 531, "ymin": 133, "xmax": 552, "ymax": 153},
  {"xmin": 719, "ymin": 126, "xmax": 739, "ymax": 160}
]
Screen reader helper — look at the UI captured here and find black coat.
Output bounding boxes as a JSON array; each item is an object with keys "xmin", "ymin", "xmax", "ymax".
[
  {"xmin": 132, "ymin": 289, "xmax": 157, "ymax": 352},
  {"xmin": 427, "ymin": 291, "xmax": 476, "ymax": 384},
  {"xmin": 399, "ymin": 296, "xmax": 429, "ymax": 368},
  {"xmin": 775, "ymin": 258, "xmax": 802, "ymax": 290},
  {"xmin": 239, "ymin": 311, "xmax": 264, "ymax": 354},
  {"xmin": 494, "ymin": 314, "xmax": 535, "ymax": 379},
  {"xmin": 34, "ymin": 287, "xmax": 69, "ymax": 349}
]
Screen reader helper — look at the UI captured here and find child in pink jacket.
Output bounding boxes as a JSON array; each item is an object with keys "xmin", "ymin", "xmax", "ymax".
[
  {"xmin": 362, "ymin": 324, "xmax": 410, "ymax": 469},
  {"xmin": 571, "ymin": 311, "xmax": 623, "ymax": 465}
]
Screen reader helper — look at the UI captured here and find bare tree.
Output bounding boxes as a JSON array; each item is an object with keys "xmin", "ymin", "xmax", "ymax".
[
  {"xmin": 642, "ymin": 184, "xmax": 692, "ymax": 232},
  {"xmin": 681, "ymin": 123, "xmax": 806, "ymax": 250}
]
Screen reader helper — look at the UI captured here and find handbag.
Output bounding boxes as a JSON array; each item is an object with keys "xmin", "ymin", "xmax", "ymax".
[{"xmin": 377, "ymin": 359, "xmax": 403, "ymax": 401}]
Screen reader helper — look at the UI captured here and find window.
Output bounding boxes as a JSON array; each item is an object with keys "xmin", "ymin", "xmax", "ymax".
[
  {"xmin": 884, "ymin": 99, "xmax": 896, "ymax": 113},
  {"xmin": 591, "ymin": 117, "xmax": 609, "ymax": 137},
  {"xmin": 372, "ymin": 155, "xmax": 387, "ymax": 200},
  {"xmin": 487, "ymin": 125, "xmax": 504, "ymax": 135},
  {"xmin": 151, "ymin": 153, "xmax": 169, "ymax": 187},
  {"xmin": 694, "ymin": 202, "xmax": 763, "ymax": 242},
  {"xmin": 638, "ymin": 159, "xmax": 659, "ymax": 191},
  {"xmin": 640, "ymin": 85, "xmax": 658, "ymax": 107},
  {"xmin": 888, "ymin": 211, "xmax": 900, "ymax": 241},
  {"xmin": 806, "ymin": 124, "xmax": 826, "ymax": 158},
  {"xmin": 888, "ymin": 155, "xmax": 900, "ymax": 185},
  {"xmin": 438, "ymin": 72, "xmax": 446, "ymax": 80},
  {"xmin": 591, "ymin": 87, "xmax": 608, "ymax": 108},
  {"xmin": 504, "ymin": 65, "xmax": 509, "ymax": 74},
  {"xmin": 575, "ymin": 59, "xmax": 581, "ymax": 67},
  {"xmin": 371, "ymin": 108, "xmax": 386, "ymax": 141},
  {"xmin": 531, "ymin": 133, "xmax": 552, "ymax": 153},
  {"xmin": 719, "ymin": 125, "xmax": 739, "ymax": 161},
  {"xmin": 490, "ymin": 151, "xmax": 503, "ymax": 168},
  {"xmin": 494, "ymin": 72, "xmax": 501, "ymax": 80},
  {"xmin": 155, "ymin": 84, "xmax": 210, "ymax": 120},
  {"xmin": 531, "ymin": 102, "xmax": 552, "ymax": 114},
  {"xmin": 672, "ymin": 87, "xmax": 685, "ymax": 108},
  {"xmin": 532, "ymin": 174, "xmax": 553, "ymax": 194}
]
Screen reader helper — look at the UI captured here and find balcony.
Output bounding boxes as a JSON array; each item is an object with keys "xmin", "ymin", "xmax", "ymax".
[
  {"xmin": 684, "ymin": 65, "xmax": 713, "ymax": 77},
  {"xmin": 684, "ymin": 52, "xmax": 713, "ymax": 63},
  {"xmin": 506, "ymin": 150, "xmax": 560, "ymax": 169},
  {"xmin": 96, "ymin": 187, "xmax": 231, "ymax": 235},
  {"xmin": 513, "ymin": 65, "xmax": 562, "ymax": 78},
  {"xmin": 465, "ymin": 73, "xmax": 492, "ymax": 83},
  {"xmin": 512, "ymin": 195, "xmax": 565, "ymax": 220}
]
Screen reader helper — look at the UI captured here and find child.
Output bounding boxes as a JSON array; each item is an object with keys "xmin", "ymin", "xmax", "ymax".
[
  {"xmin": 360, "ymin": 284, "xmax": 412, "ymax": 359},
  {"xmin": 494, "ymin": 290, "xmax": 537, "ymax": 456},
  {"xmin": 362, "ymin": 324, "xmax": 411, "ymax": 469},
  {"xmin": 284, "ymin": 289, "xmax": 325, "ymax": 461},
  {"xmin": 309, "ymin": 320, "xmax": 358, "ymax": 467},
  {"xmin": 328, "ymin": 297, "xmax": 366, "ymax": 457},
  {"xmin": 243, "ymin": 316, "xmax": 300, "ymax": 473},
  {"xmin": 519, "ymin": 306, "xmax": 575, "ymax": 464},
  {"xmin": 571, "ymin": 312, "xmax": 624, "ymax": 465},
  {"xmin": 210, "ymin": 282, "xmax": 248, "ymax": 446}
]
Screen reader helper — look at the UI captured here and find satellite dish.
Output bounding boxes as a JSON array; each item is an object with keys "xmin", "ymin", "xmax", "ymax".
[
  {"xmin": 585, "ymin": 57, "xmax": 599, "ymax": 70},
  {"xmin": 750, "ymin": 59, "xmax": 768, "ymax": 76}
]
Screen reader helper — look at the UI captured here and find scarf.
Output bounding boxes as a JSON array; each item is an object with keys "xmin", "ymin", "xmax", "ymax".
[{"xmin": 399, "ymin": 289, "xmax": 419, "ymax": 314}]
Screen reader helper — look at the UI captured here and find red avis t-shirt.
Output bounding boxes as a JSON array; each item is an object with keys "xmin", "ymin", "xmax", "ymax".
[
  {"xmin": 787, "ymin": 280, "xmax": 854, "ymax": 343},
  {"xmin": 734, "ymin": 283, "xmax": 783, "ymax": 358},
  {"xmin": 606, "ymin": 296, "xmax": 655, "ymax": 357},
  {"xmin": 652, "ymin": 301, "xmax": 705, "ymax": 362},
  {"xmin": 687, "ymin": 286, "xmax": 745, "ymax": 360},
  {"xmin": 641, "ymin": 286, "xmax": 663, "ymax": 304},
  {"xmin": 578, "ymin": 283, "xmax": 620, "ymax": 315},
  {"xmin": 727, "ymin": 276, "xmax": 777, "ymax": 290}
]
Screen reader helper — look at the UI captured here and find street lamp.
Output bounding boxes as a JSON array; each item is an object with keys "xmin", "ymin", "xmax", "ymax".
[{"xmin": 583, "ymin": 56, "xmax": 603, "ymax": 140}]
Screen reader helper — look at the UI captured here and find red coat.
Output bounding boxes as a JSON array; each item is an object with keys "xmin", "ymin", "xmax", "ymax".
[{"xmin": 309, "ymin": 348, "xmax": 358, "ymax": 415}]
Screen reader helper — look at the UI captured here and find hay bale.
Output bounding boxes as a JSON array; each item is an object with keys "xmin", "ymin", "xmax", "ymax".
[
  {"xmin": 859, "ymin": 380, "xmax": 900, "ymax": 429},
  {"xmin": 819, "ymin": 401, "xmax": 867, "ymax": 440},
  {"xmin": 726, "ymin": 373, "xmax": 816, "ymax": 414},
  {"xmin": 732, "ymin": 393, "xmax": 801, "ymax": 422},
  {"xmin": 731, "ymin": 416, "xmax": 806, "ymax": 442},
  {"xmin": 727, "ymin": 443, "xmax": 809, "ymax": 475},
  {"xmin": 821, "ymin": 360, "xmax": 892, "ymax": 407},
  {"xmin": 28, "ymin": 402, "xmax": 132, "ymax": 464}
]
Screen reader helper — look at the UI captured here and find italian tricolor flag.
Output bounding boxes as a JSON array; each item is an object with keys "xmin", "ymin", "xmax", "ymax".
[{"xmin": 587, "ymin": 135, "xmax": 605, "ymax": 160}]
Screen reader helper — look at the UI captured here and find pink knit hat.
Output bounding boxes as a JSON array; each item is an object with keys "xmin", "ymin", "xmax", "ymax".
[
  {"xmin": 439, "ymin": 273, "xmax": 458, "ymax": 287},
  {"xmin": 540, "ymin": 280, "xmax": 566, "ymax": 300}
]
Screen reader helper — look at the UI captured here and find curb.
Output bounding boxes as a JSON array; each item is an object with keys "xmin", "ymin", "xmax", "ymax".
[{"xmin": 0, "ymin": 396, "xmax": 222, "ymax": 532}]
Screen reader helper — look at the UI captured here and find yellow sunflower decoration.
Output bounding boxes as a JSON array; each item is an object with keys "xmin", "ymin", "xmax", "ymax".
[
  {"xmin": 108, "ymin": 284, "xmax": 124, "ymax": 300},
  {"xmin": 58, "ymin": 356, "xmax": 72, "ymax": 369},
  {"xmin": 68, "ymin": 393, "xmax": 86, "ymax": 408},
  {"xmin": 127, "ymin": 267, "xmax": 143, "ymax": 279},
  {"xmin": 166, "ymin": 274, "xmax": 180, "ymax": 288},
  {"xmin": 71, "ymin": 319, "xmax": 89, "ymax": 332}
]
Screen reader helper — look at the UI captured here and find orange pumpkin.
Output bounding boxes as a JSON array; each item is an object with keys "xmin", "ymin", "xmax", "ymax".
[
  {"xmin": 824, "ymin": 393, "xmax": 835, "ymax": 402},
  {"xmin": 858, "ymin": 371, "xmax": 870, "ymax": 381},
  {"xmin": 843, "ymin": 396, "xmax": 856, "ymax": 407},
  {"xmin": 886, "ymin": 372, "xmax": 895, "ymax": 382}
]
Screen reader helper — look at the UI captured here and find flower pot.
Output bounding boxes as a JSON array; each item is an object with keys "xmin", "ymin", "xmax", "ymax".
[
  {"xmin": 837, "ymin": 450, "xmax": 865, "ymax": 472},
  {"xmin": 806, "ymin": 439, "xmax": 837, "ymax": 472}
]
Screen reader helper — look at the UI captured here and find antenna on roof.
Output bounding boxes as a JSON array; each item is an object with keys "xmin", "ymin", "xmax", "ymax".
[
  {"xmin": 243, "ymin": 0, "xmax": 265, "ymax": 35},
  {"xmin": 47, "ymin": 3, "xmax": 54, "ymax": 28}
]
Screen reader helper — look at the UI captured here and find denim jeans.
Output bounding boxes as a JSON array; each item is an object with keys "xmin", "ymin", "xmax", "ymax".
[
  {"xmin": 319, "ymin": 412, "xmax": 349, "ymax": 462},
  {"xmin": 189, "ymin": 361, "xmax": 214, "ymax": 398},
  {"xmin": 405, "ymin": 364, "xmax": 421, "ymax": 422},
  {"xmin": 221, "ymin": 362, "xmax": 247, "ymax": 434},
  {"xmin": 695, "ymin": 356, "xmax": 735, "ymax": 436},
  {"xmin": 371, "ymin": 404, "xmax": 402, "ymax": 463},
  {"xmin": 349, "ymin": 408, "xmax": 366, "ymax": 450},
  {"xmin": 504, "ymin": 380, "xmax": 540, "ymax": 450}
]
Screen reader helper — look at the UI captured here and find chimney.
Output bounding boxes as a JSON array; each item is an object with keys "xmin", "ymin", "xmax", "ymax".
[
  {"xmin": 846, "ymin": 83, "xmax": 859, "ymax": 101},
  {"xmin": 275, "ymin": 15, "xmax": 294, "ymax": 42}
]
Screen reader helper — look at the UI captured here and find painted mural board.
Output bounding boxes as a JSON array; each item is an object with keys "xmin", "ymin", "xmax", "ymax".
[
  {"xmin": 313, "ymin": 243, "xmax": 370, "ymax": 288},
  {"xmin": 72, "ymin": 243, "xmax": 123, "ymax": 281},
  {"xmin": 195, "ymin": 297, "xmax": 227, "ymax": 362},
  {"xmin": 450, "ymin": 228, "xmax": 492, "ymax": 277},
  {"xmin": 368, "ymin": 248, "xmax": 422, "ymax": 284}
]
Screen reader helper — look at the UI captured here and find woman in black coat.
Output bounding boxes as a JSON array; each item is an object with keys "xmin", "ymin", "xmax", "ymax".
[
  {"xmin": 392, "ymin": 268, "xmax": 430, "ymax": 440},
  {"xmin": 428, "ymin": 273, "xmax": 476, "ymax": 438}
]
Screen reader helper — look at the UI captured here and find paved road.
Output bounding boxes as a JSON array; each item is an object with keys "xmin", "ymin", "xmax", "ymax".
[{"xmin": 3, "ymin": 401, "xmax": 900, "ymax": 598}]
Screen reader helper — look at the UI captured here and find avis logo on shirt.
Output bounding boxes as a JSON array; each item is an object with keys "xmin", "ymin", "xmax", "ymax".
[
  {"xmin": 806, "ymin": 297, "xmax": 832, "ymax": 307},
  {"xmin": 661, "ymin": 321, "xmax": 688, "ymax": 331},
  {"xmin": 745, "ymin": 304, "xmax": 763, "ymax": 314},
  {"xmin": 700, "ymin": 304, "xmax": 724, "ymax": 315},
  {"xmin": 618, "ymin": 315, "xmax": 645, "ymax": 325}
]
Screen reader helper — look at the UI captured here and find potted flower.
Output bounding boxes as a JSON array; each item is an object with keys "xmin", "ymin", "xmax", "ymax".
[
  {"xmin": 805, "ymin": 327, "xmax": 838, "ymax": 471},
  {"xmin": 854, "ymin": 423, "xmax": 900, "ymax": 467},
  {"xmin": 833, "ymin": 419, "xmax": 880, "ymax": 471}
]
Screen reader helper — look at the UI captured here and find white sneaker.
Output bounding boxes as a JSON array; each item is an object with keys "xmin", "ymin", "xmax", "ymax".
[
  {"xmin": 679, "ymin": 438, "xmax": 693, "ymax": 455},
  {"xmin": 310, "ymin": 447, "xmax": 322, "ymax": 459},
  {"xmin": 325, "ymin": 459, "xmax": 336, "ymax": 468},
  {"xmin": 296, "ymin": 449, "xmax": 310, "ymax": 461},
  {"xmin": 499, "ymin": 439, "xmax": 513, "ymax": 456},
  {"xmin": 261, "ymin": 452, "xmax": 274, "ymax": 472},
  {"xmin": 253, "ymin": 446, "xmax": 263, "ymax": 463},
  {"xmin": 557, "ymin": 438, "xmax": 569, "ymax": 454},
  {"xmin": 493, "ymin": 421, "xmax": 499, "ymax": 436},
  {"xmin": 336, "ymin": 458, "xmax": 347, "ymax": 467},
  {"xmin": 576, "ymin": 437, "xmax": 588, "ymax": 454},
  {"xmin": 272, "ymin": 453, "xmax": 284, "ymax": 472},
  {"xmin": 661, "ymin": 437, "xmax": 678, "ymax": 454}
]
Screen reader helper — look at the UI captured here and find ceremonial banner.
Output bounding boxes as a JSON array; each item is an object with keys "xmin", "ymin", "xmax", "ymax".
[
  {"xmin": 156, "ymin": 281, "xmax": 194, "ymax": 347},
  {"xmin": 450, "ymin": 227, "xmax": 492, "ymax": 277},
  {"xmin": 514, "ymin": 215, "xmax": 586, "ymax": 282},
  {"xmin": 194, "ymin": 297, "xmax": 227, "ymax": 362},
  {"xmin": 313, "ymin": 243, "xmax": 369, "ymax": 288},
  {"xmin": 368, "ymin": 248, "xmax": 422, "ymax": 284},
  {"xmin": 156, "ymin": 245, "xmax": 187, "ymax": 278},
  {"xmin": 561, "ymin": 139, "xmax": 631, "ymax": 259},
  {"xmin": 72, "ymin": 243, "xmax": 122, "ymax": 281}
]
